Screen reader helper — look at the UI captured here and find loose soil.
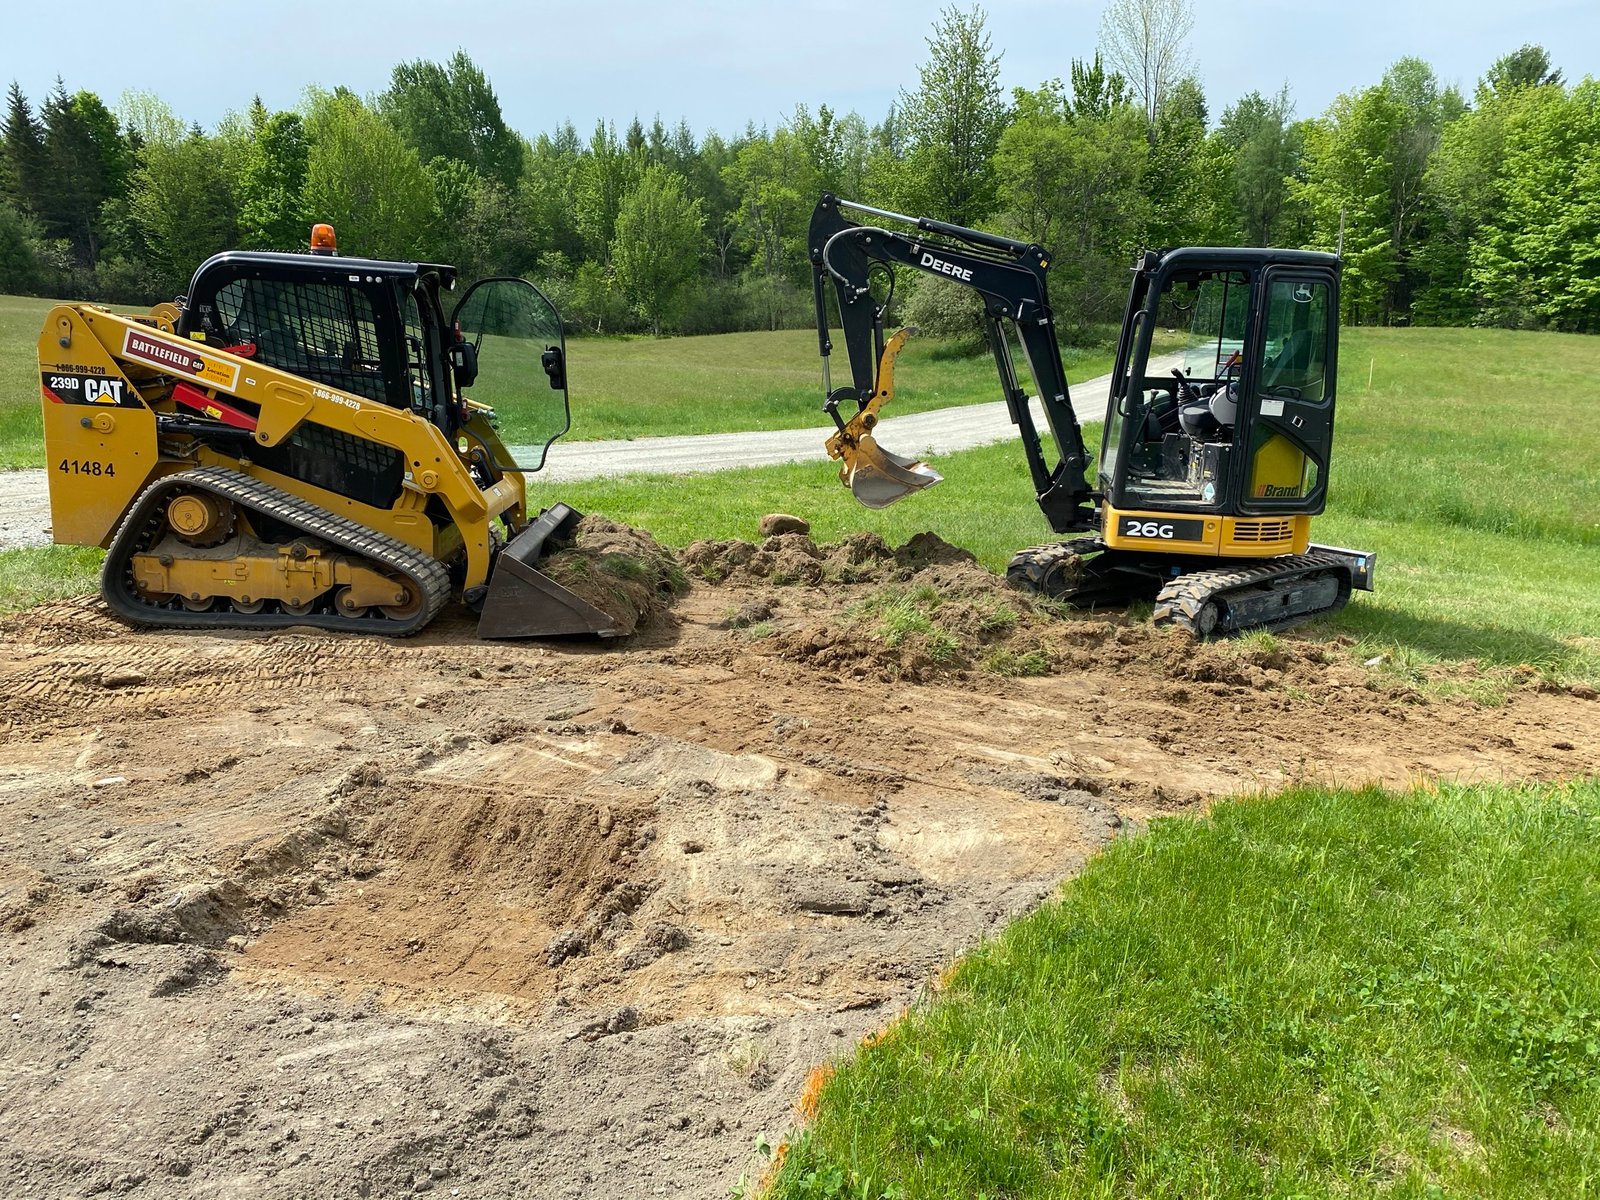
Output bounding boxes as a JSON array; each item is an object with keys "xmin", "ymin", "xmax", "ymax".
[{"xmin": 1, "ymin": 528, "xmax": 1596, "ymax": 1198}]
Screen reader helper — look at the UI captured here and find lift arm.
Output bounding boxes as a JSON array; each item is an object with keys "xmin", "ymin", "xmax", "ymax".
[{"xmin": 808, "ymin": 193, "xmax": 1097, "ymax": 534}]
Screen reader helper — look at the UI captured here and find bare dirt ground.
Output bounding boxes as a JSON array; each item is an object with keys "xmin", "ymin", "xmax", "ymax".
[{"xmin": 1, "ymin": 529, "xmax": 1595, "ymax": 1198}]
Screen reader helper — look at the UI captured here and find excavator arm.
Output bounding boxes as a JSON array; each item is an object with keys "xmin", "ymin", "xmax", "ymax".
[{"xmin": 808, "ymin": 194, "xmax": 1097, "ymax": 533}]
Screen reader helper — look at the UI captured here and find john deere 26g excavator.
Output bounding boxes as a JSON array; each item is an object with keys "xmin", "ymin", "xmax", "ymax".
[
  {"xmin": 810, "ymin": 194, "xmax": 1374, "ymax": 637},
  {"xmin": 39, "ymin": 225, "xmax": 618, "ymax": 639}
]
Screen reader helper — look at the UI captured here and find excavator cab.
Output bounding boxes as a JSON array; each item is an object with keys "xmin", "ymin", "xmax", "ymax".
[{"xmin": 1102, "ymin": 250, "xmax": 1339, "ymax": 525}]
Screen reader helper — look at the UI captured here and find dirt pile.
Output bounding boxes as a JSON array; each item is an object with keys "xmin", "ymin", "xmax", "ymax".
[
  {"xmin": 539, "ymin": 515, "xmax": 686, "ymax": 635},
  {"xmin": 681, "ymin": 529, "xmax": 975, "ymax": 588},
  {"xmin": 681, "ymin": 529, "xmax": 1354, "ymax": 694}
]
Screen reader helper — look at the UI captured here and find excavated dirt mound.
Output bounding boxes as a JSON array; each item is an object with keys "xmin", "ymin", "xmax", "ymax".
[
  {"xmin": 683, "ymin": 530, "xmax": 1394, "ymax": 696},
  {"xmin": 682, "ymin": 529, "xmax": 975, "ymax": 588},
  {"xmin": 539, "ymin": 515, "xmax": 685, "ymax": 636},
  {"xmin": 1, "ymin": 520, "xmax": 1597, "ymax": 1198}
]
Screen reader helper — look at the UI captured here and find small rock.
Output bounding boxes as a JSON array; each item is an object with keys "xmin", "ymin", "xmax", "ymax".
[
  {"xmin": 606, "ymin": 1006, "xmax": 640, "ymax": 1034},
  {"xmin": 1553, "ymin": 741, "xmax": 1576, "ymax": 751},
  {"xmin": 1363, "ymin": 655, "xmax": 1386, "ymax": 667},
  {"xmin": 666, "ymin": 1113, "xmax": 691, "ymax": 1130},
  {"xmin": 89, "ymin": 776, "xmax": 127, "ymax": 790},
  {"xmin": 759, "ymin": 513, "xmax": 810, "ymax": 538},
  {"xmin": 99, "ymin": 669, "xmax": 146, "ymax": 689}
]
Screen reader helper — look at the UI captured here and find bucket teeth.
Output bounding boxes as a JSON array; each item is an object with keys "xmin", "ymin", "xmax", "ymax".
[{"xmin": 824, "ymin": 327, "xmax": 940, "ymax": 509}]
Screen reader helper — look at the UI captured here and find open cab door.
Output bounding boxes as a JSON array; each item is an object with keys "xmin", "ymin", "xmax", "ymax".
[
  {"xmin": 451, "ymin": 277, "xmax": 571, "ymax": 471},
  {"xmin": 451, "ymin": 279, "xmax": 617, "ymax": 639}
]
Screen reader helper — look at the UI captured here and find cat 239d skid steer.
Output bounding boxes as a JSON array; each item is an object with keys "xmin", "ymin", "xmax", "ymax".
[
  {"xmin": 39, "ymin": 224, "xmax": 619, "ymax": 639},
  {"xmin": 809, "ymin": 193, "xmax": 1375, "ymax": 638}
]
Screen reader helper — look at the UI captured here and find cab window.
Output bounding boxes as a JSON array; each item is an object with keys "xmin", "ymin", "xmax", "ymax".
[{"xmin": 1259, "ymin": 280, "xmax": 1331, "ymax": 402}]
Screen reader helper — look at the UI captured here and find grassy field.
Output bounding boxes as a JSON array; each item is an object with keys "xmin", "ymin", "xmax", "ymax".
[
  {"xmin": 765, "ymin": 778, "xmax": 1600, "ymax": 1199},
  {"xmin": 0, "ymin": 293, "xmax": 1116, "ymax": 465}
]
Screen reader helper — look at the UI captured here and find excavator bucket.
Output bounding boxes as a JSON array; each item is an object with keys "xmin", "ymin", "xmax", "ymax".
[
  {"xmin": 824, "ymin": 326, "xmax": 941, "ymax": 509},
  {"xmin": 837, "ymin": 433, "xmax": 943, "ymax": 509},
  {"xmin": 476, "ymin": 504, "xmax": 623, "ymax": 639}
]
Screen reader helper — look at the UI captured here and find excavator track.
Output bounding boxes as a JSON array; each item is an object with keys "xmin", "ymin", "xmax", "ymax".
[
  {"xmin": 1151, "ymin": 552, "xmax": 1353, "ymax": 639},
  {"xmin": 102, "ymin": 467, "xmax": 451, "ymax": 637},
  {"xmin": 1007, "ymin": 539, "xmax": 1157, "ymax": 608}
]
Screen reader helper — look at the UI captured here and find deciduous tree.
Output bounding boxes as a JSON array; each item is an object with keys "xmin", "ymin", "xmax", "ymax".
[
  {"xmin": 303, "ymin": 89, "xmax": 432, "ymax": 260},
  {"xmin": 889, "ymin": 4, "xmax": 1009, "ymax": 225},
  {"xmin": 1100, "ymin": 0, "xmax": 1194, "ymax": 136},
  {"xmin": 612, "ymin": 164, "xmax": 705, "ymax": 334}
]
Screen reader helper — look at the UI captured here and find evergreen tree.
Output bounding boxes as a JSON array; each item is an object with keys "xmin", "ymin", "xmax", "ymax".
[
  {"xmin": 39, "ymin": 83, "xmax": 127, "ymax": 266},
  {"xmin": 2, "ymin": 83, "xmax": 46, "ymax": 215}
]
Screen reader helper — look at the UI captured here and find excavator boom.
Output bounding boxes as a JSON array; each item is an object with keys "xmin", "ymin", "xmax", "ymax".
[{"xmin": 809, "ymin": 193, "xmax": 1097, "ymax": 533}]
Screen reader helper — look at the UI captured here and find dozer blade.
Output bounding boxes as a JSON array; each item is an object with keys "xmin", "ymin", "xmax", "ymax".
[
  {"xmin": 476, "ymin": 504, "xmax": 623, "ymax": 639},
  {"xmin": 838, "ymin": 433, "xmax": 943, "ymax": 510}
]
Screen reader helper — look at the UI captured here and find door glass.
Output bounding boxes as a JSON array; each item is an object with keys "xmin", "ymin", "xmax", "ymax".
[
  {"xmin": 1244, "ymin": 278, "xmax": 1331, "ymax": 503},
  {"xmin": 1260, "ymin": 280, "xmax": 1331, "ymax": 402},
  {"xmin": 1120, "ymin": 270, "xmax": 1250, "ymax": 510},
  {"xmin": 452, "ymin": 278, "xmax": 571, "ymax": 471}
]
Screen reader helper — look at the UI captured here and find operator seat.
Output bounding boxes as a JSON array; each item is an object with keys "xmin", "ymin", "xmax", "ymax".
[{"xmin": 1178, "ymin": 382, "xmax": 1237, "ymax": 440}]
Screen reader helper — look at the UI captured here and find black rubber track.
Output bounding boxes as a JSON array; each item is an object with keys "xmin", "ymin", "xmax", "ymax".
[
  {"xmin": 1007, "ymin": 539, "xmax": 1155, "ymax": 608},
  {"xmin": 1151, "ymin": 552, "xmax": 1353, "ymax": 639},
  {"xmin": 101, "ymin": 467, "xmax": 452, "ymax": 637}
]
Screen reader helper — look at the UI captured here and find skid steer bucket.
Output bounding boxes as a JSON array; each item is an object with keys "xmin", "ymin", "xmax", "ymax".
[
  {"xmin": 837, "ymin": 434, "xmax": 943, "ymax": 509},
  {"xmin": 476, "ymin": 504, "xmax": 623, "ymax": 639}
]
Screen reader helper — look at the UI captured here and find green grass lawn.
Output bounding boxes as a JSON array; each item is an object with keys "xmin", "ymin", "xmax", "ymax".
[{"xmin": 767, "ymin": 778, "xmax": 1600, "ymax": 1199}]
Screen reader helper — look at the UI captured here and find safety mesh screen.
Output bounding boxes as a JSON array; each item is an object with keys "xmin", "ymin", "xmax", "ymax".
[
  {"xmin": 253, "ymin": 420, "xmax": 406, "ymax": 510},
  {"xmin": 214, "ymin": 278, "xmax": 389, "ymax": 402}
]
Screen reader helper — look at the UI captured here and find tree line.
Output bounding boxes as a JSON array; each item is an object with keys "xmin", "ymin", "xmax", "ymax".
[{"xmin": 1, "ymin": 6, "xmax": 1594, "ymax": 339}]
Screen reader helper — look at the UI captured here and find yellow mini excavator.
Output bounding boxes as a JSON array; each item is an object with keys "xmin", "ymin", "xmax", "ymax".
[
  {"xmin": 39, "ymin": 224, "xmax": 617, "ymax": 638},
  {"xmin": 810, "ymin": 194, "xmax": 1375, "ymax": 637}
]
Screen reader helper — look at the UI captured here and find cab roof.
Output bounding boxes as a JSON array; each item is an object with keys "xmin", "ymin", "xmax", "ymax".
[{"xmin": 186, "ymin": 250, "xmax": 460, "ymax": 295}]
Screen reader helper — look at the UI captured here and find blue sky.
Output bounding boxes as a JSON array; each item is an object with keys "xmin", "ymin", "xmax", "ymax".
[{"xmin": 3, "ymin": 0, "xmax": 1594, "ymax": 137}]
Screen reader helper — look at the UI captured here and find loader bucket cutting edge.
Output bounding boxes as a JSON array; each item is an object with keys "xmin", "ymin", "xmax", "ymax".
[
  {"xmin": 839, "ymin": 434, "xmax": 943, "ymax": 510},
  {"xmin": 476, "ymin": 503, "xmax": 623, "ymax": 639}
]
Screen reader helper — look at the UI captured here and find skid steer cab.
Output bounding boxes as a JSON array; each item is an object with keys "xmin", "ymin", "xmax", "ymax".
[{"xmin": 38, "ymin": 224, "xmax": 616, "ymax": 639}]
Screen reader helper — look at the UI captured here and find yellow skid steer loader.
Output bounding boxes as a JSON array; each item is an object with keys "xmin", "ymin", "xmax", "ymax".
[{"xmin": 39, "ymin": 224, "xmax": 615, "ymax": 638}]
